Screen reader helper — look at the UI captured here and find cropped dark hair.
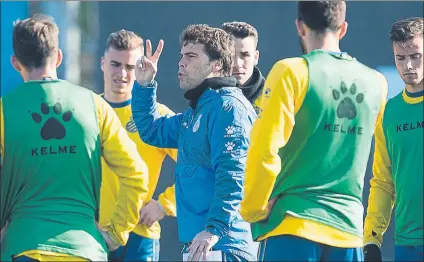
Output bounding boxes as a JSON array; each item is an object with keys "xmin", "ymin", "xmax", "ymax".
[
  {"xmin": 221, "ymin": 21, "xmax": 258, "ymax": 46},
  {"xmin": 389, "ymin": 17, "xmax": 423, "ymax": 42},
  {"xmin": 298, "ymin": 1, "xmax": 346, "ymax": 33},
  {"xmin": 13, "ymin": 14, "xmax": 59, "ymax": 70},
  {"xmin": 105, "ymin": 29, "xmax": 144, "ymax": 52}
]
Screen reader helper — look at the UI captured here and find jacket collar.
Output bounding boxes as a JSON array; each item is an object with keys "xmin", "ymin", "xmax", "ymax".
[
  {"xmin": 240, "ymin": 66, "xmax": 265, "ymax": 104},
  {"xmin": 184, "ymin": 77, "xmax": 237, "ymax": 109}
]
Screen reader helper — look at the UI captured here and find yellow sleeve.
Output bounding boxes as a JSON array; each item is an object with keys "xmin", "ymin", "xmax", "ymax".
[
  {"xmin": 93, "ymin": 93, "xmax": 149, "ymax": 246},
  {"xmin": 374, "ymin": 73, "xmax": 389, "ymax": 133},
  {"xmin": 364, "ymin": 73, "xmax": 394, "ymax": 247},
  {"xmin": 157, "ymin": 145, "xmax": 177, "ymax": 217},
  {"xmin": 240, "ymin": 58, "xmax": 309, "ymax": 222},
  {"xmin": 155, "ymin": 103, "xmax": 178, "ymax": 216},
  {"xmin": 0, "ymin": 99, "xmax": 3, "ymax": 166},
  {"xmin": 157, "ymin": 185, "xmax": 177, "ymax": 216}
]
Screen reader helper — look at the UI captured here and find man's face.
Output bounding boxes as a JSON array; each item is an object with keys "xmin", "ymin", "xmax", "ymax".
[
  {"xmin": 178, "ymin": 42, "xmax": 214, "ymax": 91},
  {"xmin": 393, "ymin": 36, "xmax": 423, "ymax": 86},
  {"xmin": 232, "ymin": 37, "xmax": 259, "ymax": 86},
  {"xmin": 101, "ymin": 47, "xmax": 141, "ymax": 96}
]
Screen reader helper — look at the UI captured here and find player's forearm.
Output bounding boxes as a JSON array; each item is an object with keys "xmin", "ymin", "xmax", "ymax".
[
  {"xmin": 132, "ymin": 81, "xmax": 163, "ymax": 146},
  {"xmin": 364, "ymin": 180, "xmax": 395, "ymax": 246},
  {"xmin": 95, "ymin": 92, "xmax": 150, "ymax": 245},
  {"xmin": 241, "ymin": 148, "xmax": 279, "ymax": 223},
  {"xmin": 240, "ymin": 60, "xmax": 299, "ymax": 223},
  {"xmin": 132, "ymin": 81, "xmax": 181, "ymax": 149},
  {"xmin": 107, "ymin": 164, "xmax": 149, "ymax": 246},
  {"xmin": 205, "ymin": 170, "xmax": 245, "ymax": 239},
  {"xmin": 102, "ymin": 135, "xmax": 150, "ymax": 245},
  {"xmin": 240, "ymin": 101, "xmax": 285, "ymax": 222},
  {"xmin": 365, "ymin": 108, "xmax": 394, "ymax": 246}
]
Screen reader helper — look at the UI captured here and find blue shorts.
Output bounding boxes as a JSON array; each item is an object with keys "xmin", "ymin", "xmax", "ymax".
[
  {"xmin": 12, "ymin": 256, "xmax": 38, "ymax": 262},
  {"xmin": 395, "ymin": 245, "xmax": 424, "ymax": 261},
  {"xmin": 258, "ymin": 235, "xmax": 363, "ymax": 261},
  {"xmin": 109, "ymin": 232, "xmax": 160, "ymax": 261},
  {"xmin": 181, "ymin": 244, "xmax": 250, "ymax": 261}
]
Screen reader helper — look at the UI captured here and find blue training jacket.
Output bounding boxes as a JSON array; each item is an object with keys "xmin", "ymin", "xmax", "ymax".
[{"xmin": 131, "ymin": 80, "xmax": 257, "ymax": 260}]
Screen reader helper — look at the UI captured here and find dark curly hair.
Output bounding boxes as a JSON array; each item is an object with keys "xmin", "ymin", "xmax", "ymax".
[{"xmin": 180, "ymin": 24, "xmax": 235, "ymax": 76}]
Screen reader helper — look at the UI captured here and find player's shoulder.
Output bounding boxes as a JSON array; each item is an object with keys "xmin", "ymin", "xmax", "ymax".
[
  {"xmin": 387, "ymin": 89, "xmax": 404, "ymax": 105},
  {"xmin": 274, "ymin": 57, "xmax": 307, "ymax": 69},
  {"xmin": 89, "ymin": 90, "xmax": 117, "ymax": 118},
  {"xmin": 59, "ymin": 79, "xmax": 91, "ymax": 91},
  {"xmin": 89, "ymin": 90, "xmax": 105, "ymax": 103},
  {"xmin": 270, "ymin": 57, "xmax": 308, "ymax": 76},
  {"xmin": 351, "ymin": 59, "xmax": 385, "ymax": 80},
  {"xmin": 374, "ymin": 71, "xmax": 388, "ymax": 84}
]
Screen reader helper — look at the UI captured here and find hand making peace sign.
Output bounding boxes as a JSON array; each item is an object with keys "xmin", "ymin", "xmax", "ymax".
[{"xmin": 135, "ymin": 39, "xmax": 164, "ymax": 86}]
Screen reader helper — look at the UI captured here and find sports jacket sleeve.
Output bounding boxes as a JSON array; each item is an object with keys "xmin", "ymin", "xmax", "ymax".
[
  {"xmin": 131, "ymin": 81, "xmax": 183, "ymax": 149},
  {"xmin": 204, "ymin": 98, "xmax": 256, "ymax": 238}
]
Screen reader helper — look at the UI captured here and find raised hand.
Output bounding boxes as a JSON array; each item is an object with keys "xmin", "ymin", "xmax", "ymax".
[{"xmin": 136, "ymin": 39, "xmax": 164, "ymax": 86}]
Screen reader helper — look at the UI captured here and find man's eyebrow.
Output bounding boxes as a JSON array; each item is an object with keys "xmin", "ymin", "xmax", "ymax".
[{"xmin": 181, "ymin": 52, "xmax": 198, "ymax": 56}]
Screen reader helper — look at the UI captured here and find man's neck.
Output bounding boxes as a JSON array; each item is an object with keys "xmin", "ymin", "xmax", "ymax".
[
  {"xmin": 24, "ymin": 68, "xmax": 58, "ymax": 82},
  {"xmin": 307, "ymin": 35, "xmax": 341, "ymax": 54},
  {"xmin": 206, "ymin": 72, "xmax": 224, "ymax": 80},
  {"xmin": 406, "ymin": 81, "xmax": 424, "ymax": 93},
  {"xmin": 103, "ymin": 89, "xmax": 131, "ymax": 103}
]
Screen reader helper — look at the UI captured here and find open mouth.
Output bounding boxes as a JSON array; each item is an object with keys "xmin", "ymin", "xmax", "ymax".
[{"xmin": 114, "ymin": 79, "xmax": 128, "ymax": 84}]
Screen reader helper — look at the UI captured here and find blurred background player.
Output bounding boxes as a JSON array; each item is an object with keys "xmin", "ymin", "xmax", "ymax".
[
  {"xmin": 99, "ymin": 29, "xmax": 178, "ymax": 261},
  {"xmin": 364, "ymin": 17, "xmax": 423, "ymax": 262},
  {"xmin": 221, "ymin": 21, "xmax": 265, "ymax": 115},
  {"xmin": 0, "ymin": 14, "xmax": 149, "ymax": 261},
  {"xmin": 240, "ymin": 1, "xmax": 388, "ymax": 261}
]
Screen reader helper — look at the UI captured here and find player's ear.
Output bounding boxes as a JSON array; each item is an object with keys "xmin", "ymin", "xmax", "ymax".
[
  {"xmin": 101, "ymin": 57, "xmax": 105, "ymax": 72},
  {"xmin": 254, "ymin": 50, "xmax": 259, "ymax": 66},
  {"xmin": 338, "ymin": 21, "xmax": 348, "ymax": 40},
  {"xmin": 56, "ymin": 49, "xmax": 63, "ymax": 68},
  {"xmin": 11, "ymin": 55, "xmax": 22, "ymax": 72},
  {"xmin": 212, "ymin": 59, "xmax": 223, "ymax": 73},
  {"xmin": 295, "ymin": 19, "xmax": 306, "ymax": 37}
]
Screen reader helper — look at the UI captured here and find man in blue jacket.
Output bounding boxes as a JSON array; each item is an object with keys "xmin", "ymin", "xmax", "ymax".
[{"xmin": 131, "ymin": 24, "xmax": 257, "ymax": 261}]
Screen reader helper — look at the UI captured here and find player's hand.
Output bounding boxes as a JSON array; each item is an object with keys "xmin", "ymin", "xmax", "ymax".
[
  {"xmin": 187, "ymin": 230, "xmax": 219, "ymax": 261},
  {"xmin": 95, "ymin": 221, "xmax": 119, "ymax": 251},
  {"xmin": 138, "ymin": 199, "xmax": 166, "ymax": 227},
  {"xmin": 364, "ymin": 244, "xmax": 382, "ymax": 262},
  {"xmin": 265, "ymin": 197, "xmax": 277, "ymax": 219},
  {"xmin": 136, "ymin": 39, "xmax": 164, "ymax": 86},
  {"xmin": 0, "ymin": 220, "xmax": 9, "ymax": 243}
]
